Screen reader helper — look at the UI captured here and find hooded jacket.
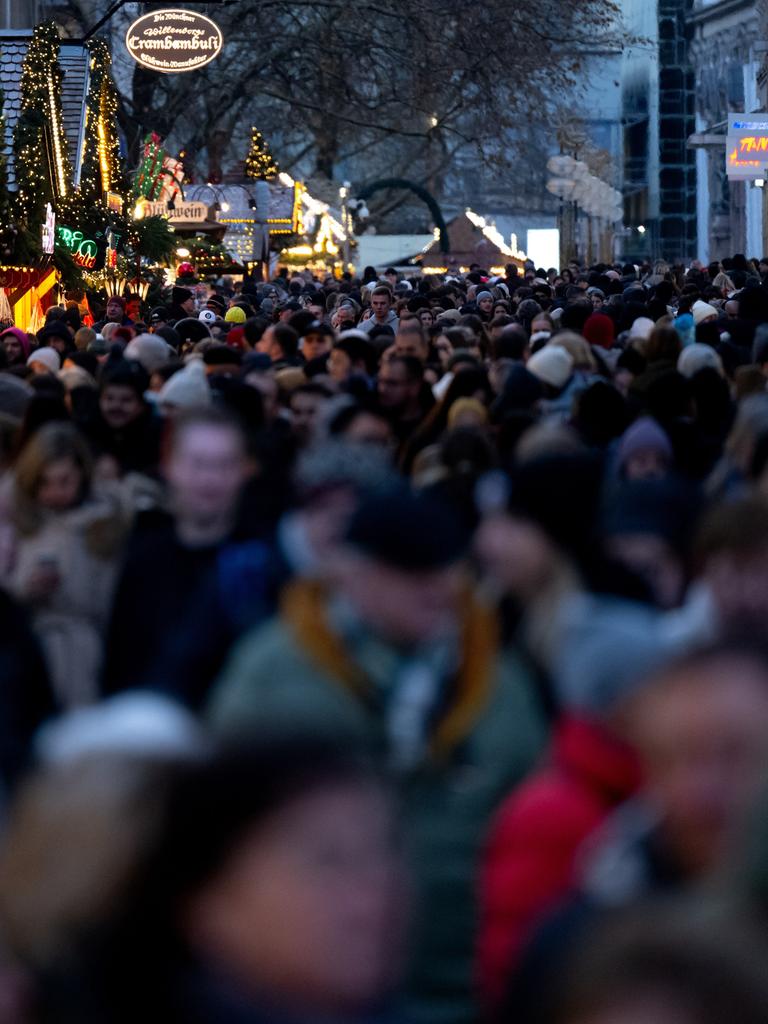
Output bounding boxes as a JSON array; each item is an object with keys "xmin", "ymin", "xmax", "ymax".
[{"xmin": 477, "ymin": 716, "xmax": 641, "ymax": 1008}]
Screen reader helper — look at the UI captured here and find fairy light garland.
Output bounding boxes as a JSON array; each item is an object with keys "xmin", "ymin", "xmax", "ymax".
[
  {"xmin": 47, "ymin": 71, "xmax": 68, "ymax": 197},
  {"xmin": 79, "ymin": 39, "xmax": 122, "ymax": 205},
  {"xmin": 13, "ymin": 22, "xmax": 70, "ymax": 225}
]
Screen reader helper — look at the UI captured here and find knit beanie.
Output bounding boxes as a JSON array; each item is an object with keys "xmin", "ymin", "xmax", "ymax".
[
  {"xmin": 124, "ymin": 333, "xmax": 172, "ymax": 374},
  {"xmin": 225, "ymin": 306, "xmax": 247, "ymax": 324},
  {"xmin": 582, "ymin": 312, "xmax": 615, "ymax": 350},
  {"xmin": 692, "ymin": 300, "xmax": 718, "ymax": 326},
  {"xmin": 628, "ymin": 316, "xmax": 655, "ymax": 342},
  {"xmin": 673, "ymin": 312, "xmax": 695, "ymax": 348},
  {"xmin": 677, "ymin": 343, "xmax": 724, "ymax": 379},
  {"xmin": 527, "ymin": 345, "xmax": 574, "ymax": 389},
  {"xmin": 172, "ymin": 286, "xmax": 193, "ymax": 307},
  {"xmin": 158, "ymin": 359, "xmax": 211, "ymax": 409},
  {"xmin": 0, "ymin": 372, "xmax": 32, "ymax": 419},
  {"xmin": 26, "ymin": 347, "xmax": 61, "ymax": 373},
  {"xmin": 616, "ymin": 416, "xmax": 673, "ymax": 473}
]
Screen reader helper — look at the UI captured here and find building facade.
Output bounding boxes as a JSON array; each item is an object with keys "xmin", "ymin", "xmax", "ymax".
[{"xmin": 689, "ymin": 0, "xmax": 762, "ymax": 261}]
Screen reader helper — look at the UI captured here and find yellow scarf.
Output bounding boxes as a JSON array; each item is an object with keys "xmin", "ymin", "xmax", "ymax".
[{"xmin": 282, "ymin": 579, "xmax": 498, "ymax": 760}]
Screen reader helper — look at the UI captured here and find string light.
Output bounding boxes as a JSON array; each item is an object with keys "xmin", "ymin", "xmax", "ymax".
[{"xmin": 13, "ymin": 22, "xmax": 69, "ymax": 225}]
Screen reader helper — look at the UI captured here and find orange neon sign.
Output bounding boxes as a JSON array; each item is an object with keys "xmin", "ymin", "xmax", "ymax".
[
  {"xmin": 738, "ymin": 136, "xmax": 768, "ymax": 152},
  {"xmin": 728, "ymin": 147, "xmax": 761, "ymax": 168}
]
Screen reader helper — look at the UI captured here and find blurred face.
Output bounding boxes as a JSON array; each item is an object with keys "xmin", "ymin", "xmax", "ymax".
[
  {"xmin": 378, "ymin": 362, "xmax": 414, "ymax": 411},
  {"xmin": 343, "ymin": 412, "xmax": 393, "ymax": 448},
  {"xmin": 434, "ymin": 334, "xmax": 452, "ymax": 369},
  {"xmin": 339, "ymin": 554, "xmax": 464, "ymax": 648},
  {"xmin": 631, "ymin": 659, "xmax": 768, "ymax": 876},
  {"xmin": 394, "ymin": 332, "xmax": 427, "ymax": 362},
  {"xmin": 47, "ymin": 335, "xmax": 68, "ymax": 356},
  {"xmin": 371, "ymin": 294, "xmax": 391, "ymax": 321},
  {"xmin": 100, "ymin": 385, "xmax": 144, "ymax": 430},
  {"xmin": 290, "ymin": 391, "xmax": 327, "ymax": 445},
  {"xmin": 186, "ymin": 783, "xmax": 405, "ymax": 1014},
  {"xmin": 105, "ymin": 299, "xmax": 124, "ymax": 322},
  {"xmin": 328, "ymin": 347, "xmax": 352, "ymax": 382},
  {"xmin": 478, "ymin": 296, "xmax": 493, "ymax": 314},
  {"xmin": 624, "ymin": 448, "xmax": 669, "ymax": 482},
  {"xmin": 302, "ymin": 332, "xmax": 332, "ymax": 361},
  {"xmin": 308, "ymin": 301, "xmax": 325, "ymax": 320},
  {"xmin": 257, "ymin": 324, "xmax": 277, "ymax": 354},
  {"xmin": 2, "ymin": 335, "xmax": 23, "ymax": 365},
  {"xmin": 591, "ymin": 293, "xmax": 604, "ymax": 310},
  {"xmin": 245, "ymin": 372, "xmax": 279, "ymax": 421},
  {"xmin": 165, "ymin": 423, "xmax": 246, "ymax": 523},
  {"xmin": 566, "ymin": 991, "xmax": 701, "ymax": 1024},
  {"xmin": 605, "ymin": 534, "xmax": 684, "ymax": 609},
  {"xmin": 36, "ymin": 456, "xmax": 83, "ymax": 511},
  {"xmin": 334, "ymin": 306, "xmax": 355, "ymax": 329},
  {"xmin": 418, "ymin": 309, "xmax": 434, "ymax": 327}
]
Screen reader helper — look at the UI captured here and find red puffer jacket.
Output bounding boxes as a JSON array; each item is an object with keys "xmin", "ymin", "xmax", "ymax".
[{"xmin": 476, "ymin": 715, "xmax": 642, "ymax": 1010}]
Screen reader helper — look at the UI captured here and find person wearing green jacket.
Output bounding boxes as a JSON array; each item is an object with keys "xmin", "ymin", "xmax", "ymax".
[{"xmin": 208, "ymin": 488, "xmax": 547, "ymax": 1024}]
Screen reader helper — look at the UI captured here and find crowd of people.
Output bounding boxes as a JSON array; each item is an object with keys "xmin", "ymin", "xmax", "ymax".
[{"xmin": 1, "ymin": 253, "xmax": 768, "ymax": 1021}]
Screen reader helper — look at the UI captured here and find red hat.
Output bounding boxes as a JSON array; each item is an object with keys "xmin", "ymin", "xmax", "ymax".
[
  {"xmin": 582, "ymin": 312, "xmax": 615, "ymax": 350},
  {"xmin": 225, "ymin": 326, "xmax": 246, "ymax": 350}
]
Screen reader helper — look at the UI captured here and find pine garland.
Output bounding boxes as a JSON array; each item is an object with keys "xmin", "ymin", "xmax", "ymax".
[
  {"xmin": 245, "ymin": 127, "xmax": 278, "ymax": 180},
  {"xmin": 14, "ymin": 22, "xmax": 71, "ymax": 227},
  {"xmin": 0, "ymin": 86, "xmax": 14, "ymax": 260}
]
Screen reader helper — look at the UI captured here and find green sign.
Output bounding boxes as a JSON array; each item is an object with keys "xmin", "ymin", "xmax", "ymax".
[{"xmin": 57, "ymin": 226, "xmax": 103, "ymax": 270}]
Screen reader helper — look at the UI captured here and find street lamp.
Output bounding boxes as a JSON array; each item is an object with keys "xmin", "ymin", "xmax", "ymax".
[{"xmin": 339, "ymin": 183, "xmax": 351, "ymax": 270}]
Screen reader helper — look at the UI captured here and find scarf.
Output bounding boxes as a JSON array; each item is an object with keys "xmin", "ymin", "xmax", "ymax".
[{"xmin": 281, "ymin": 579, "xmax": 498, "ymax": 762}]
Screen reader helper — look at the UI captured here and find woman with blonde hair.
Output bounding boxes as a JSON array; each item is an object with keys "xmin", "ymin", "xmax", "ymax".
[
  {"xmin": 548, "ymin": 331, "xmax": 598, "ymax": 373},
  {"xmin": 1, "ymin": 423, "xmax": 130, "ymax": 706},
  {"xmin": 712, "ymin": 271, "xmax": 736, "ymax": 298}
]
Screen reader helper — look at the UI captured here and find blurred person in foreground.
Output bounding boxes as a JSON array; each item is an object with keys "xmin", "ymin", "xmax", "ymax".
[
  {"xmin": 553, "ymin": 910, "xmax": 768, "ymax": 1024},
  {"xmin": 102, "ymin": 407, "xmax": 252, "ymax": 695},
  {"xmin": 209, "ymin": 487, "xmax": 546, "ymax": 1024},
  {"xmin": 3, "ymin": 740, "xmax": 407, "ymax": 1024},
  {"xmin": 501, "ymin": 642, "xmax": 768, "ymax": 1022}
]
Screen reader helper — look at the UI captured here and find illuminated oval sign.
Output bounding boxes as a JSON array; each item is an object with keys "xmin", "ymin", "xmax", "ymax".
[{"xmin": 125, "ymin": 9, "xmax": 223, "ymax": 74}]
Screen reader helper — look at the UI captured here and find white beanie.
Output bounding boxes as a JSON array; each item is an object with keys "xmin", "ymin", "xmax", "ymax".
[
  {"xmin": 35, "ymin": 691, "xmax": 210, "ymax": 765},
  {"xmin": 27, "ymin": 347, "xmax": 61, "ymax": 373},
  {"xmin": 125, "ymin": 333, "xmax": 172, "ymax": 373},
  {"xmin": 677, "ymin": 343, "xmax": 723, "ymax": 378},
  {"xmin": 158, "ymin": 358, "xmax": 210, "ymax": 409},
  {"xmin": 527, "ymin": 345, "xmax": 574, "ymax": 389},
  {"xmin": 692, "ymin": 300, "xmax": 719, "ymax": 326},
  {"xmin": 628, "ymin": 317, "xmax": 655, "ymax": 342}
]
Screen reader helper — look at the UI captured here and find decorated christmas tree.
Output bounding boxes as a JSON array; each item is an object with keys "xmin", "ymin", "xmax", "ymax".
[{"xmin": 245, "ymin": 127, "xmax": 278, "ymax": 180}]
